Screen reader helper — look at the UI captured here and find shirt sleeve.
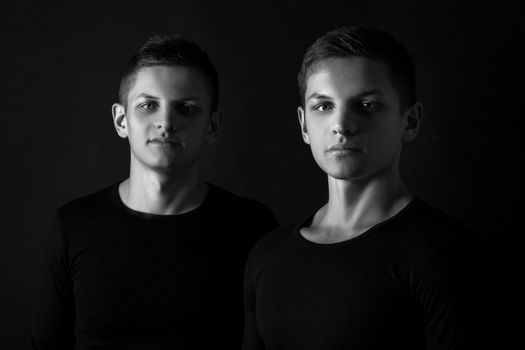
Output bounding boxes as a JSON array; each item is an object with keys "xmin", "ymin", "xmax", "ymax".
[
  {"xmin": 415, "ymin": 235, "xmax": 490, "ymax": 349},
  {"xmin": 28, "ymin": 214, "xmax": 75, "ymax": 350},
  {"xmin": 240, "ymin": 203, "xmax": 278, "ymax": 350},
  {"xmin": 242, "ymin": 253, "xmax": 266, "ymax": 350},
  {"xmin": 257, "ymin": 204, "xmax": 280, "ymax": 234}
]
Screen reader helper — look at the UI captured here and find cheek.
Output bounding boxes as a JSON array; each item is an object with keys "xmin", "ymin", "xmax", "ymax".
[
  {"xmin": 190, "ymin": 120, "xmax": 210, "ymax": 139},
  {"xmin": 184, "ymin": 119, "xmax": 211, "ymax": 144},
  {"xmin": 367, "ymin": 125, "xmax": 403, "ymax": 157},
  {"xmin": 127, "ymin": 116, "xmax": 148, "ymax": 130},
  {"xmin": 305, "ymin": 117, "xmax": 325, "ymax": 141},
  {"xmin": 307, "ymin": 134, "xmax": 329, "ymax": 168},
  {"xmin": 306, "ymin": 128, "xmax": 323, "ymax": 150}
]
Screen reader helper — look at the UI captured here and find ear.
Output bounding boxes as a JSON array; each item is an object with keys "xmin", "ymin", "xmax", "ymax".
[
  {"xmin": 297, "ymin": 106, "xmax": 310, "ymax": 144},
  {"xmin": 112, "ymin": 103, "xmax": 128, "ymax": 138},
  {"xmin": 402, "ymin": 102, "xmax": 423, "ymax": 143},
  {"xmin": 206, "ymin": 110, "xmax": 222, "ymax": 143}
]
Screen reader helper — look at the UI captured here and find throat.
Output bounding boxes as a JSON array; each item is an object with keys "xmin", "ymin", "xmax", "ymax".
[
  {"xmin": 119, "ymin": 177, "xmax": 208, "ymax": 215},
  {"xmin": 300, "ymin": 221, "xmax": 370, "ymax": 244},
  {"xmin": 300, "ymin": 191, "xmax": 413, "ymax": 245}
]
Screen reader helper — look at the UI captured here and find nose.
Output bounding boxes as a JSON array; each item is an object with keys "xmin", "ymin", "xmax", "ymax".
[
  {"xmin": 154, "ymin": 107, "xmax": 179, "ymax": 132},
  {"xmin": 330, "ymin": 107, "xmax": 358, "ymax": 135}
]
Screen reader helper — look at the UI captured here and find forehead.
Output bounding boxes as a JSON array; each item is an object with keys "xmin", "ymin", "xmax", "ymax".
[
  {"xmin": 128, "ymin": 65, "xmax": 211, "ymax": 101},
  {"xmin": 305, "ymin": 57, "xmax": 396, "ymax": 99}
]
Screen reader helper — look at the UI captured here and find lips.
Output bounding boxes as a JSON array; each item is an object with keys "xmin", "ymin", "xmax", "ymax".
[
  {"xmin": 327, "ymin": 144, "xmax": 362, "ymax": 153},
  {"xmin": 148, "ymin": 137, "xmax": 182, "ymax": 145}
]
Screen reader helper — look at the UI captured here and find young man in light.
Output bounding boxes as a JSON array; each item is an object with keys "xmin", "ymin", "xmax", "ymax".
[
  {"xmin": 29, "ymin": 35, "xmax": 278, "ymax": 349},
  {"xmin": 243, "ymin": 26, "xmax": 488, "ymax": 349}
]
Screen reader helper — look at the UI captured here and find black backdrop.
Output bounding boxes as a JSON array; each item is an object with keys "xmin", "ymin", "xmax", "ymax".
[{"xmin": 1, "ymin": 0, "xmax": 523, "ymax": 348}]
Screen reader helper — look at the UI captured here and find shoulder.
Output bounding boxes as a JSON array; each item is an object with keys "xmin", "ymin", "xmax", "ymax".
[
  {"xmin": 245, "ymin": 219, "xmax": 301, "ymax": 275},
  {"xmin": 389, "ymin": 197, "xmax": 487, "ymax": 274},
  {"xmin": 384, "ymin": 198, "xmax": 477, "ymax": 244},
  {"xmin": 400, "ymin": 198, "xmax": 479, "ymax": 246},
  {"xmin": 207, "ymin": 184, "xmax": 270, "ymax": 210},
  {"xmin": 56, "ymin": 184, "xmax": 117, "ymax": 226},
  {"xmin": 206, "ymin": 183, "xmax": 277, "ymax": 222},
  {"xmin": 252, "ymin": 221, "xmax": 297, "ymax": 255}
]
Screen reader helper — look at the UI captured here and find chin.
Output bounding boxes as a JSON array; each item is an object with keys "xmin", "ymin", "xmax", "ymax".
[
  {"xmin": 135, "ymin": 156, "xmax": 187, "ymax": 173},
  {"xmin": 328, "ymin": 172, "xmax": 363, "ymax": 181},
  {"xmin": 317, "ymin": 160, "xmax": 364, "ymax": 180}
]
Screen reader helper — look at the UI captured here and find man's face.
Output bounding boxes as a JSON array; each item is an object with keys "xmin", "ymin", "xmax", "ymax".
[
  {"xmin": 298, "ymin": 57, "xmax": 412, "ymax": 181},
  {"xmin": 113, "ymin": 65, "xmax": 219, "ymax": 174}
]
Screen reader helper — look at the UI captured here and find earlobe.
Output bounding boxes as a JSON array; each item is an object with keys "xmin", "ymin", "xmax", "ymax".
[
  {"xmin": 112, "ymin": 103, "xmax": 128, "ymax": 138},
  {"xmin": 402, "ymin": 103, "xmax": 423, "ymax": 142},
  {"xmin": 206, "ymin": 110, "xmax": 222, "ymax": 143},
  {"xmin": 297, "ymin": 107, "xmax": 310, "ymax": 144}
]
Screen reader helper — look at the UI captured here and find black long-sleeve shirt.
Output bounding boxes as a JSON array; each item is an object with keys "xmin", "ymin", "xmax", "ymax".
[
  {"xmin": 29, "ymin": 183, "xmax": 278, "ymax": 349},
  {"xmin": 243, "ymin": 198, "xmax": 489, "ymax": 349}
]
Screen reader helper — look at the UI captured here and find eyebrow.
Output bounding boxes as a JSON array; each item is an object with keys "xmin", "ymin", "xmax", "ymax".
[
  {"xmin": 357, "ymin": 89, "xmax": 385, "ymax": 97},
  {"xmin": 133, "ymin": 93, "xmax": 202, "ymax": 102},
  {"xmin": 307, "ymin": 93, "xmax": 333, "ymax": 101},
  {"xmin": 307, "ymin": 89, "xmax": 385, "ymax": 101},
  {"xmin": 134, "ymin": 93, "xmax": 159, "ymax": 100}
]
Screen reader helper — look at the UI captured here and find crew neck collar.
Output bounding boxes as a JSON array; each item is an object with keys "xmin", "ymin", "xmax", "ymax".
[
  {"xmin": 293, "ymin": 197, "xmax": 420, "ymax": 249},
  {"xmin": 111, "ymin": 181, "xmax": 214, "ymax": 220}
]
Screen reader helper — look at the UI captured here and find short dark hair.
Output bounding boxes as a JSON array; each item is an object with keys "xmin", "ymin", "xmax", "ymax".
[
  {"xmin": 297, "ymin": 26, "xmax": 416, "ymax": 110},
  {"xmin": 119, "ymin": 34, "xmax": 219, "ymax": 111}
]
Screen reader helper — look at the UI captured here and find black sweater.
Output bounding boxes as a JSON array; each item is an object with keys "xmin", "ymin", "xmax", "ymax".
[
  {"xmin": 29, "ymin": 183, "xmax": 278, "ymax": 349},
  {"xmin": 243, "ymin": 198, "xmax": 489, "ymax": 350}
]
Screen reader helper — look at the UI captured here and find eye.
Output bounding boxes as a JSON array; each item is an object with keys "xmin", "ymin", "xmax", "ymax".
[
  {"xmin": 360, "ymin": 100, "xmax": 380, "ymax": 113},
  {"xmin": 138, "ymin": 101, "xmax": 158, "ymax": 111},
  {"xmin": 313, "ymin": 102, "xmax": 334, "ymax": 112},
  {"xmin": 178, "ymin": 104, "xmax": 201, "ymax": 116}
]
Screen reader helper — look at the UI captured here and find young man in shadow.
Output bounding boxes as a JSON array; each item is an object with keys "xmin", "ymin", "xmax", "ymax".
[
  {"xmin": 29, "ymin": 35, "xmax": 278, "ymax": 349},
  {"xmin": 243, "ymin": 26, "xmax": 489, "ymax": 349}
]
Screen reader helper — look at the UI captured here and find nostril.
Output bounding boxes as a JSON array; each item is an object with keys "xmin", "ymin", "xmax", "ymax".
[
  {"xmin": 332, "ymin": 126, "xmax": 357, "ymax": 136},
  {"xmin": 331, "ymin": 125, "xmax": 345, "ymax": 135},
  {"xmin": 336, "ymin": 119, "xmax": 359, "ymax": 134}
]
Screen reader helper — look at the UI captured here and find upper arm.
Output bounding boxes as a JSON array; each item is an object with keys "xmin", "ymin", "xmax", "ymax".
[
  {"xmin": 28, "ymin": 215, "xmax": 75, "ymax": 349},
  {"xmin": 242, "ymin": 242, "xmax": 267, "ymax": 350},
  {"xmin": 415, "ymin": 236, "xmax": 489, "ymax": 349}
]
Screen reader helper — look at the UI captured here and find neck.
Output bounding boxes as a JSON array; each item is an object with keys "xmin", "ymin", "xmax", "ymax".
[
  {"xmin": 322, "ymin": 163, "xmax": 412, "ymax": 231},
  {"xmin": 119, "ymin": 161, "xmax": 207, "ymax": 215}
]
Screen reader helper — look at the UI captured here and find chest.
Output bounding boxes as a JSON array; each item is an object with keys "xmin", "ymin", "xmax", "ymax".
[
  {"xmin": 255, "ymin": 247, "xmax": 418, "ymax": 348},
  {"xmin": 65, "ymin": 219, "xmax": 248, "ymax": 338}
]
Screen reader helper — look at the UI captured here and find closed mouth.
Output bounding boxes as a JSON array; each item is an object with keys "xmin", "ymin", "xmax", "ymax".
[
  {"xmin": 148, "ymin": 138, "xmax": 181, "ymax": 145},
  {"xmin": 327, "ymin": 145, "xmax": 362, "ymax": 153}
]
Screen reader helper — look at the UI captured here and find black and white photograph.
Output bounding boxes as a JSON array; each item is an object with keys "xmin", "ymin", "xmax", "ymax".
[{"xmin": 0, "ymin": 0, "xmax": 522, "ymax": 349}]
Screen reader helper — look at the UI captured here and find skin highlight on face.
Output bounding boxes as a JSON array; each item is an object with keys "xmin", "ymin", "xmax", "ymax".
[
  {"xmin": 112, "ymin": 65, "xmax": 220, "ymax": 175},
  {"xmin": 298, "ymin": 57, "xmax": 419, "ymax": 182}
]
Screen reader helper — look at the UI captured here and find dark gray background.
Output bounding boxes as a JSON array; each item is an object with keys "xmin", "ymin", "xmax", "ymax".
[{"xmin": 1, "ymin": 0, "xmax": 523, "ymax": 348}]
